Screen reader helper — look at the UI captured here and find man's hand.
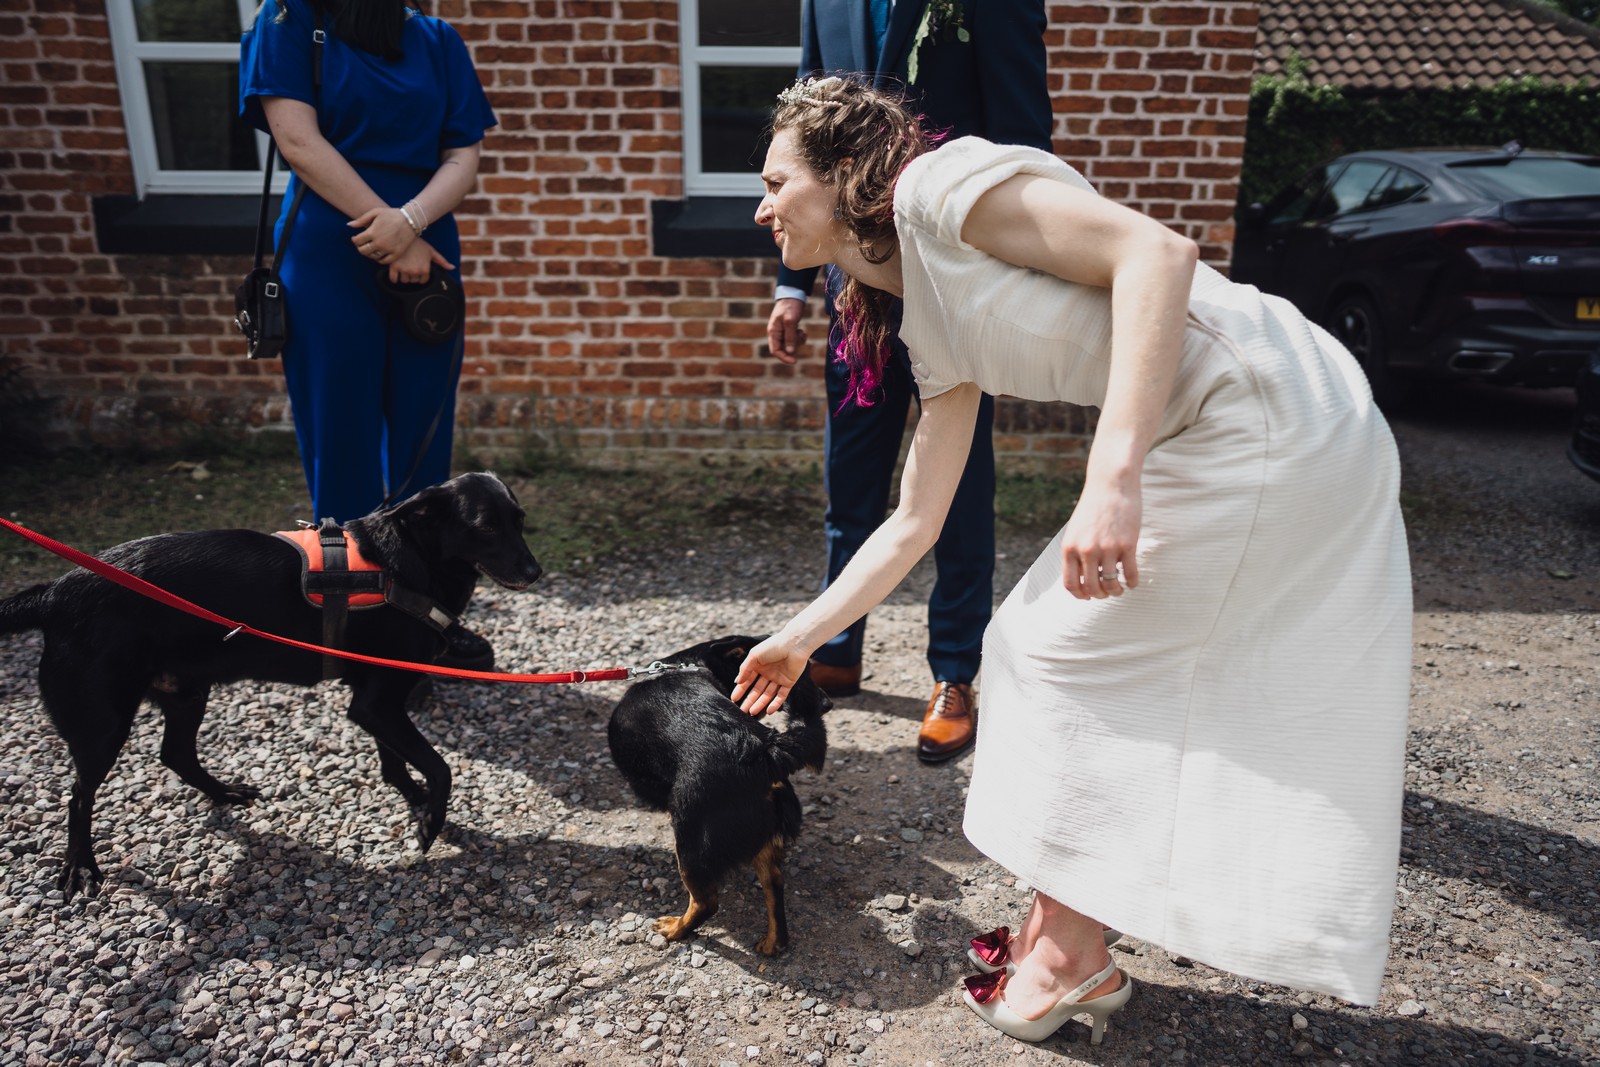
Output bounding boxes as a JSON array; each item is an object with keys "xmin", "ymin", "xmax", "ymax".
[{"xmin": 766, "ymin": 298, "xmax": 806, "ymax": 363}]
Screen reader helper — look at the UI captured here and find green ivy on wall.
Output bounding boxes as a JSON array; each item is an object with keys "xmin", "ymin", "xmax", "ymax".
[{"xmin": 1241, "ymin": 63, "xmax": 1600, "ymax": 206}]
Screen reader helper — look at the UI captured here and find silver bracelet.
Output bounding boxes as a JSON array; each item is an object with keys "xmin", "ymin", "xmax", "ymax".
[
  {"xmin": 408, "ymin": 198, "xmax": 431, "ymax": 230},
  {"xmin": 399, "ymin": 203, "xmax": 422, "ymax": 235}
]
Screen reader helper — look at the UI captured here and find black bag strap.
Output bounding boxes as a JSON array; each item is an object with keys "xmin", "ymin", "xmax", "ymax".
[
  {"xmin": 251, "ymin": 9, "xmax": 325, "ymax": 273},
  {"xmin": 250, "ymin": 145, "xmax": 277, "ymax": 268}
]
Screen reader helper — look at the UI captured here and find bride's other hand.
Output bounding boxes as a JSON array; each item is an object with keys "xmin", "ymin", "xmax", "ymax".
[{"xmin": 1061, "ymin": 476, "xmax": 1141, "ymax": 600}]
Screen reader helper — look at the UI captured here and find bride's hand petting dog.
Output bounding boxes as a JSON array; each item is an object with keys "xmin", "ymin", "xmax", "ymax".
[
  {"xmin": 607, "ymin": 636, "xmax": 831, "ymax": 956},
  {"xmin": 0, "ymin": 472, "xmax": 542, "ymax": 900}
]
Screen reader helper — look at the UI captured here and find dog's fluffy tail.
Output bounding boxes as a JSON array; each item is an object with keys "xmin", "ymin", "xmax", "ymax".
[{"xmin": 0, "ymin": 585, "xmax": 49, "ymax": 635}]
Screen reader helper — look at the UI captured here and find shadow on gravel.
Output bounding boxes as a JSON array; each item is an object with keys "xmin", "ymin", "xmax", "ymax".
[
  {"xmin": 1403, "ymin": 791, "xmax": 1598, "ymax": 942},
  {"xmin": 1396, "ymin": 381, "xmax": 1576, "ymax": 434},
  {"xmin": 1120, "ymin": 978, "xmax": 1567, "ymax": 1066},
  {"xmin": 420, "ymin": 678, "xmax": 986, "ymax": 1003}
]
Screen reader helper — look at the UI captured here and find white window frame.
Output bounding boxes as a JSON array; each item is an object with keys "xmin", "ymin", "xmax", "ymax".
[
  {"xmin": 106, "ymin": 0, "xmax": 282, "ymax": 197},
  {"xmin": 679, "ymin": 0, "xmax": 800, "ymax": 196}
]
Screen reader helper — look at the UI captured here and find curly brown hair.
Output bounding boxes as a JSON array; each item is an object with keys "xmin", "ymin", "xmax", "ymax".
[{"xmin": 771, "ymin": 76, "xmax": 935, "ymax": 407}]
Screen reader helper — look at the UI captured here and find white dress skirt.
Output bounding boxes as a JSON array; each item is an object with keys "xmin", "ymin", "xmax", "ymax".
[{"xmin": 894, "ymin": 138, "xmax": 1411, "ymax": 1005}]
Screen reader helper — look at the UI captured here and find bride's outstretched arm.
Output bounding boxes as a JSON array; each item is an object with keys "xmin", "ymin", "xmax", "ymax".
[{"xmin": 733, "ymin": 383, "xmax": 983, "ymax": 716}]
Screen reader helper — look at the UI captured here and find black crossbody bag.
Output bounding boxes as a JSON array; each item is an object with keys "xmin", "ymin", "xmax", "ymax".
[{"xmin": 234, "ymin": 13, "xmax": 323, "ymax": 359}]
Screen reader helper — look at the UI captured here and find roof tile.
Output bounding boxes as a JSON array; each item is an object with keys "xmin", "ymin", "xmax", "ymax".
[{"xmin": 1256, "ymin": 0, "xmax": 1600, "ymax": 88}]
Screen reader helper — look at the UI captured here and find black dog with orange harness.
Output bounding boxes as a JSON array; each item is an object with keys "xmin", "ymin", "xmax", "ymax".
[{"xmin": 0, "ymin": 472, "xmax": 541, "ymax": 899}]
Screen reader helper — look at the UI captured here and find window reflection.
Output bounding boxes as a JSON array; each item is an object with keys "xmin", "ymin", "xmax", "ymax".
[
  {"xmin": 697, "ymin": 0, "xmax": 801, "ymax": 47},
  {"xmin": 134, "ymin": 0, "xmax": 243, "ymax": 43},
  {"xmin": 700, "ymin": 66, "xmax": 795, "ymax": 174},
  {"xmin": 143, "ymin": 62, "xmax": 260, "ymax": 171}
]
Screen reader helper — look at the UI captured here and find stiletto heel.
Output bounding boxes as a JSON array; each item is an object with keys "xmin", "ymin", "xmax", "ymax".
[
  {"xmin": 967, "ymin": 925, "xmax": 1123, "ymax": 974},
  {"xmin": 962, "ymin": 958, "xmax": 1133, "ymax": 1044}
]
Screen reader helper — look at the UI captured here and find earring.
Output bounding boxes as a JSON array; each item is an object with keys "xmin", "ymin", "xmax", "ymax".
[{"xmin": 832, "ymin": 205, "xmax": 844, "ymax": 221}]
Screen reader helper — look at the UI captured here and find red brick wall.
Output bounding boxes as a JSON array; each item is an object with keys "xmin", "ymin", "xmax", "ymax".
[{"xmin": 0, "ymin": 0, "xmax": 1257, "ymax": 465}]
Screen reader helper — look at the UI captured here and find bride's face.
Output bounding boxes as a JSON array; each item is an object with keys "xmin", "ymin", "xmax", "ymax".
[{"xmin": 755, "ymin": 128, "xmax": 845, "ymax": 271}]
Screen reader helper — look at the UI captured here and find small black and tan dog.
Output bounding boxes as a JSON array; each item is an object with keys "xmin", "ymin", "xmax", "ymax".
[
  {"xmin": 607, "ymin": 635, "xmax": 831, "ymax": 955},
  {"xmin": 0, "ymin": 472, "xmax": 542, "ymax": 899}
]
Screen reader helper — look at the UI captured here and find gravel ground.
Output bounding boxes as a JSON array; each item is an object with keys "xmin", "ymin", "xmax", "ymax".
[{"xmin": 2, "ymin": 383, "xmax": 1598, "ymax": 1067}]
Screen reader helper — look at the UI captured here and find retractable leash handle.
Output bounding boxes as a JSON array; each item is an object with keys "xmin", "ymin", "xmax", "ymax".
[{"xmin": 0, "ymin": 516, "xmax": 644, "ymax": 685}]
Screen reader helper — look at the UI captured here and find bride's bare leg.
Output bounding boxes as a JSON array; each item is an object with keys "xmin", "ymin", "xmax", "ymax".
[
  {"xmin": 1009, "ymin": 892, "xmax": 1115, "ymax": 963},
  {"xmin": 1002, "ymin": 892, "xmax": 1121, "ymax": 1021}
]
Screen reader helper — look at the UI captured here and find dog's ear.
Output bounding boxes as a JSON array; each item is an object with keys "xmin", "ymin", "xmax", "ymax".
[
  {"xmin": 706, "ymin": 635, "xmax": 759, "ymax": 662},
  {"xmin": 391, "ymin": 481, "xmax": 449, "ymax": 523}
]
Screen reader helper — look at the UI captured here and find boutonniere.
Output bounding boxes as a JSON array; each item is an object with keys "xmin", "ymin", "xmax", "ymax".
[{"xmin": 908, "ymin": 0, "xmax": 970, "ymax": 84}]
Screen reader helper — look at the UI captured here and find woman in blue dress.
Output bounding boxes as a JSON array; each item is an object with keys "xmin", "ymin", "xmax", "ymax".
[{"xmin": 240, "ymin": 0, "xmax": 497, "ymax": 667}]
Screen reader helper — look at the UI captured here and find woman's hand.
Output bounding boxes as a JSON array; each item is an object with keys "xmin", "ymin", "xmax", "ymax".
[
  {"xmin": 385, "ymin": 238, "xmax": 454, "ymax": 285},
  {"xmin": 731, "ymin": 634, "xmax": 810, "ymax": 717},
  {"xmin": 1060, "ymin": 475, "xmax": 1142, "ymax": 599},
  {"xmin": 349, "ymin": 206, "xmax": 419, "ymax": 266}
]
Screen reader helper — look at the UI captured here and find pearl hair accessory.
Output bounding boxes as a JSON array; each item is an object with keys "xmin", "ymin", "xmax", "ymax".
[{"xmin": 776, "ymin": 76, "xmax": 848, "ymax": 109}]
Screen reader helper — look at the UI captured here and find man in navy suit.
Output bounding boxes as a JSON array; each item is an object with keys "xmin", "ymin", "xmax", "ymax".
[{"xmin": 765, "ymin": 0, "xmax": 1052, "ymax": 763}]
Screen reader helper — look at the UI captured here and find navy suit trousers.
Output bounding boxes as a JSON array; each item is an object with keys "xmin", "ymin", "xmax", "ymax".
[{"xmin": 815, "ymin": 268, "xmax": 995, "ymax": 683}]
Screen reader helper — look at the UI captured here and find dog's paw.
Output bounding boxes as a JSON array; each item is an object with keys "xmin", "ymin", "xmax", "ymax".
[
  {"xmin": 213, "ymin": 783, "xmax": 261, "ymax": 805},
  {"xmin": 753, "ymin": 933, "xmax": 787, "ymax": 957},
  {"xmin": 653, "ymin": 915, "xmax": 693, "ymax": 941},
  {"xmin": 413, "ymin": 806, "xmax": 443, "ymax": 852},
  {"xmin": 56, "ymin": 859, "xmax": 104, "ymax": 902}
]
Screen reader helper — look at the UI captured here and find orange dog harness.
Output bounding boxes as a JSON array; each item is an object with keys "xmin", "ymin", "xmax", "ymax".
[
  {"xmin": 275, "ymin": 518, "xmax": 454, "ymax": 678},
  {"xmin": 275, "ymin": 524, "xmax": 387, "ymax": 609}
]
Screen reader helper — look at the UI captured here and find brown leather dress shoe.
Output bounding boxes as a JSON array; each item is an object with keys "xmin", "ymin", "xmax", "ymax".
[
  {"xmin": 918, "ymin": 681, "xmax": 976, "ymax": 763},
  {"xmin": 807, "ymin": 660, "xmax": 862, "ymax": 698}
]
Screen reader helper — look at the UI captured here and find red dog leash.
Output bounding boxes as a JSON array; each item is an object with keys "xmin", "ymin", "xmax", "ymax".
[{"xmin": 0, "ymin": 516, "xmax": 672, "ymax": 685}]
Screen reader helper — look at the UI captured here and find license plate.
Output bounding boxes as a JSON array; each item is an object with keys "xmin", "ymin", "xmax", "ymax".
[{"xmin": 1581, "ymin": 296, "xmax": 1600, "ymax": 320}]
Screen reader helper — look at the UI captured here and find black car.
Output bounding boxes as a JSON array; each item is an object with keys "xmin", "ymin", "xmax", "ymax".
[
  {"xmin": 1233, "ymin": 145, "xmax": 1600, "ymax": 406},
  {"xmin": 1571, "ymin": 353, "xmax": 1600, "ymax": 483}
]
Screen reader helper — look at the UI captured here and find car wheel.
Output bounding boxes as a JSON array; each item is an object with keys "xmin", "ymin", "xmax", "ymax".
[{"xmin": 1328, "ymin": 294, "xmax": 1414, "ymax": 410}]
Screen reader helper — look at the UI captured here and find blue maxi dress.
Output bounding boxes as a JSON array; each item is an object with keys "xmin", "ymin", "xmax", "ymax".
[{"xmin": 239, "ymin": 0, "xmax": 496, "ymax": 522}]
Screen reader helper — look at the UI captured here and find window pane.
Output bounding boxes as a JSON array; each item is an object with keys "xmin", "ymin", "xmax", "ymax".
[
  {"xmin": 1320, "ymin": 160, "xmax": 1390, "ymax": 217},
  {"xmin": 1370, "ymin": 168, "xmax": 1427, "ymax": 209},
  {"xmin": 1449, "ymin": 158, "xmax": 1600, "ymax": 199},
  {"xmin": 698, "ymin": 0, "xmax": 801, "ymax": 47},
  {"xmin": 143, "ymin": 61, "xmax": 260, "ymax": 171},
  {"xmin": 134, "ymin": 0, "xmax": 244, "ymax": 42},
  {"xmin": 700, "ymin": 65, "xmax": 795, "ymax": 175},
  {"xmin": 1268, "ymin": 165, "xmax": 1330, "ymax": 226}
]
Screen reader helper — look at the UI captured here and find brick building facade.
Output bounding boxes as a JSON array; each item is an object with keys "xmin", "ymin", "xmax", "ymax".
[{"xmin": 1, "ymin": 1, "xmax": 1258, "ymax": 465}]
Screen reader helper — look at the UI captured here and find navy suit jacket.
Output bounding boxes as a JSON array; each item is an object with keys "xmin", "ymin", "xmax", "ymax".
[{"xmin": 776, "ymin": 0, "xmax": 1053, "ymax": 296}]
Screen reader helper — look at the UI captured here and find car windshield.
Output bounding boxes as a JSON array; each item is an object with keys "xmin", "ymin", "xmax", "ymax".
[{"xmin": 1448, "ymin": 158, "xmax": 1600, "ymax": 200}]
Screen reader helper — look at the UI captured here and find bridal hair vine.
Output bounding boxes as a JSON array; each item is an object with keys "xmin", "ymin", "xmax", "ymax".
[{"xmin": 776, "ymin": 76, "xmax": 848, "ymax": 108}]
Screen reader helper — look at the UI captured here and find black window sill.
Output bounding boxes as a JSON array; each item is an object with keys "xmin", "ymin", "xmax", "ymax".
[
  {"xmin": 97, "ymin": 194, "xmax": 779, "ymax": 260},
  {"xmin": 651, "ymin": 196, "xmax": 776, "ymax": 258},
  {"xmin": 93, "ymin": 194, "xmax": 272, "ymax": 257}
]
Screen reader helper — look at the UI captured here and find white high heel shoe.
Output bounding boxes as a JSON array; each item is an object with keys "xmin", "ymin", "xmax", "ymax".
[
  {"xmin": 966, "ymin": 925, "xmax": 1124, "ymax": 974},
  {"xmin": 962, "ymin": 958, "xmax": 1133, "ymax": 1044}
]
